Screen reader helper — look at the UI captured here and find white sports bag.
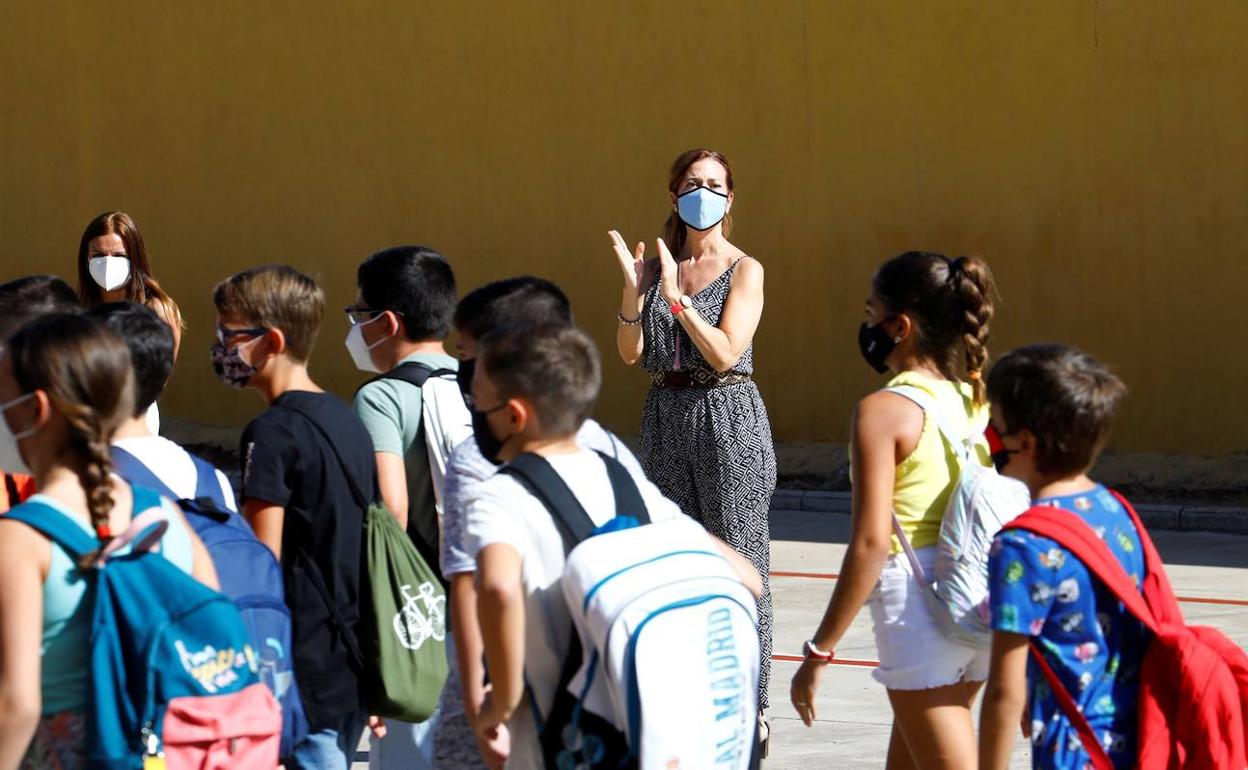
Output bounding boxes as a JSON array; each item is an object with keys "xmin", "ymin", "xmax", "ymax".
[
  {"xmin": 505, "ymin": 452, "xmax": 760, "ymax": 770},
  {"xmin": 885, "ymin": 385, "xmax": 1031, "ymax": 648},
  {"xmin": 563, "ymin": 516, "xmax": 761, "ymax": 770}
]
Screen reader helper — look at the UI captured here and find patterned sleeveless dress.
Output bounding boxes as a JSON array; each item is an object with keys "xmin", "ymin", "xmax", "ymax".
[{"xmin": 639, "ymin": 258, "xmax": 778, "ymax": 708}]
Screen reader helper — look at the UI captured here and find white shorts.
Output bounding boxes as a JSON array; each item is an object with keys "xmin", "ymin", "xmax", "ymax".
[{"xmin": 867, "ymin": 546, "xmax": 990, "ymax": 691}]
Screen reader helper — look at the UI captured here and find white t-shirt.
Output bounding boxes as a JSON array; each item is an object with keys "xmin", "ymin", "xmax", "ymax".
[
  {"xmin": 464, "ymin": 448, "xmax": 685, "ymax": 769},
  {"xmin": 111, "ymin": 435, "xmax": 238, "ymax": 512},
  {"xmin": 441, "ymin": 419, "xmax": 643, "ymax": 578},
  {"xmin": 144, "ymin": 402, "xmax": 160, "ymax": 435}
]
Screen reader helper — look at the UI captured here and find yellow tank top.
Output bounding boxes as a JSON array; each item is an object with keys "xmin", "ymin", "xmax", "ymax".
[{"xmin": 886, "ymin": 371, "xmax": 991, "ymax": 553}]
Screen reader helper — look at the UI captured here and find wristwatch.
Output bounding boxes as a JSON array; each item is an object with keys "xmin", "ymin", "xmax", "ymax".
[{"xmin": 671, "ymin": 295, "xmax": 693, "ymax": 315}]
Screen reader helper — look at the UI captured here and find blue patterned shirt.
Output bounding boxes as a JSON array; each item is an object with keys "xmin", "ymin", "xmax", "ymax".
[{"xmin": 988, "ymin": 485, "xmax": 1148, "ymax": 770}]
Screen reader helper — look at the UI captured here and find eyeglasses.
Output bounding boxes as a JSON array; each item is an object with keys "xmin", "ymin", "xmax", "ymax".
[
  {"xmin": 463, "ymin": 391, "xmax": 507, "ymax": 413},
  {"xmin": 343, "ymin": 305, "xmax": 387, "ymax": 326},
  {"xmin": 215, "ymin": 325, "xmax": 268, "ymax": 344}
]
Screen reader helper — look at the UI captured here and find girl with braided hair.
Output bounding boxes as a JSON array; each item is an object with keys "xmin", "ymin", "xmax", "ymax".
[
  {"xmin": 790, "ymin": 252, "xmax": 997, "ymax": 769},
  {"xmin": 0, "ymin": 314, "xmax": 216, "ymax": 769}
]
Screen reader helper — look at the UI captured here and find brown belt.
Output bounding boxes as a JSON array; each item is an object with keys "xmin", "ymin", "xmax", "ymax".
[{"xmin": 652, "ymin": 370, "xmax": 752, "ymax": 389}]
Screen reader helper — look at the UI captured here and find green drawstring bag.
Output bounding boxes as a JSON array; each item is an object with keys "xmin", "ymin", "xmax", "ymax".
[
  {"xmin": 362, "ymin": 501, "xmax": 449, "ymax": 722},
  {"xmin": 277, "ymin": 403, "xmax": 448, "ymax": 723}
]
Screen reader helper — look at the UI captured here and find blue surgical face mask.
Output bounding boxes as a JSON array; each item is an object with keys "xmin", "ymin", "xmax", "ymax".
[{"xmin": 676, "ymin": 186, "xmax": 729, "ymax": 232}]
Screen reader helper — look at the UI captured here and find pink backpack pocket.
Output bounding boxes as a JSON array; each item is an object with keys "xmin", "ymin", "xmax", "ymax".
[{"xmin": 162, "ymin": 683, "xmax": 281, "ymax": 769}]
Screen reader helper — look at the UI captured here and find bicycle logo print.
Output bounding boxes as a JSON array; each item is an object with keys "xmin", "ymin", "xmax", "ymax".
[{"xmin": 393, "ymin": 582, "xmax": 446, "ymax": 651}]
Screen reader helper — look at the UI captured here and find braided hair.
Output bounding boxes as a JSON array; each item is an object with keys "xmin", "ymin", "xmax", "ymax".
[
  {"xmin": 873, "ymin": 251, "xmax": 997, "ymax": 404},
  {"xmin": 7, "ymin": 313, "xmax": 135, "ymax": 566}
]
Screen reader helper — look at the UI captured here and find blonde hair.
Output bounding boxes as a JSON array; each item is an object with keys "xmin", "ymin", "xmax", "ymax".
[{"xmin": 213, "ymin": 265, "xmax": 325, "ymax": 361}]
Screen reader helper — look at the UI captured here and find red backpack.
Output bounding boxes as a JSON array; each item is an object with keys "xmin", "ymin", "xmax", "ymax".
[{"xmin": 1002, "ymin": 491, "xmax": 1248, "ymax": 770}]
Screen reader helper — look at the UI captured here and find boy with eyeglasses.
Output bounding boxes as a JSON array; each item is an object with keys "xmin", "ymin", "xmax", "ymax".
[
  {"xmin": 212, "ymin": 264, "xmax": 375, "ymax": 770},
  {"xmin": 347, "ymin": 246, "xmax": 470, "ymax": 770}
]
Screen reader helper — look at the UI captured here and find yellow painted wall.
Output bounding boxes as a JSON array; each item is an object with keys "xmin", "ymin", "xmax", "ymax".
[{"xmin": 2, "ymin": 1, "xmax": 1245, "ymax": 453}]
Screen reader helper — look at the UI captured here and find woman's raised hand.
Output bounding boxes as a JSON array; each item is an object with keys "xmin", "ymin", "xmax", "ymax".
[
  {"xmin": 608, "ymin": 230, "xmax": 646, "ymax": 292},
  {"xmin": 656, "ymin": 236, "xmax": 681, "ymax": 305}
]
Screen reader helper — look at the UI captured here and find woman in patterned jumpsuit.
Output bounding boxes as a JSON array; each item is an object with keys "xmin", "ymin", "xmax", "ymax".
[{"xmin": 610, "ymin": 148, "xmax": 778, "ymax": 731}]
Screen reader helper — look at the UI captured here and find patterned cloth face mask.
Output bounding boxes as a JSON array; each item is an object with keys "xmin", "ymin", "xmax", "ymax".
[{"xmin": 210, "ymin": 334, "xmax": 265, "ymax": 389}]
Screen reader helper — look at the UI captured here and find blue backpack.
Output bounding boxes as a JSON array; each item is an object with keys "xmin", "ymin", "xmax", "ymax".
[
  {"xmin": 110, "ymin": 447, "xmax": 308, "ymax": 757},
  {"xmin": 6, "ymin": 486, "xmax": 281, "ymax": 768}
]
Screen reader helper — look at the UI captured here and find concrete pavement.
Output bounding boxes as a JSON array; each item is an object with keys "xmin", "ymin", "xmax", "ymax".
[
  {"xmin": 353, "ymin": 506, "xmax": 1248, "ymax": 768},
  {"xmin": 765, "ymin": 508, "xmax": 1248, "ymax": 769}
]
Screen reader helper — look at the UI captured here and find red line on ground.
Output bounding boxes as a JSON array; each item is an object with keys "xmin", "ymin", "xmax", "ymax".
[
  {"xmin": 1175, "ymin": 595, "xmax": 1248, "ymax": 607},
  {"xmin": 773, "ymin": 654, "xmax": 879, "ymax": 668},
  {"xmin": 771, "ymin": 572, "xmax": 1248, "ymax": 607}
]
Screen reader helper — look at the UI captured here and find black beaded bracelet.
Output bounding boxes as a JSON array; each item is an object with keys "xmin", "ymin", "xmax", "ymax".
[{"xmin": 617, "ymin": 312, "xmax": 642, "ymax": 326}]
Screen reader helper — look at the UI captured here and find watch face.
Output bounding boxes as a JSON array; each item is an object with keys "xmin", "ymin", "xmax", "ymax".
[{"xmin": 680, "ymin": 295, "xmax": 693, "ymax": 308}]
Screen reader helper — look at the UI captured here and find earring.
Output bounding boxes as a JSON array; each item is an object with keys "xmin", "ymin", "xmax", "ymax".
[{"xmin": 893, "ymin": 336, "xmax": 902, "ymax": 344}]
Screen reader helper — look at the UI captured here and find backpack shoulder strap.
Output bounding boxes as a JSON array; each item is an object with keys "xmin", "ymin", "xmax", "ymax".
[
  {"xmin": 110, "ymin": 445, "xmax": 179, "ymax": 502},
  {"xmin": 1002, "ymin": 506, "xmax": 1136, "ymax": 770},
  {"xmin": 1002, "ymin": 506, "xmax": 1158, "ymax": 632},
  {"xmin": 883, "ymin": 385, "xmax": 974, "ymax": 463},
  {"xmin": 1107, "ymin": 490, "xmax": 1184, "ymax": 625},
  {"xmin": 503, "ymin": 453, "xmax": 597, "ymax": 552},
  {"xmin": 598, "ymin": 426, "xmax": 622, "ymax": 461},
  {"xmin": 4, "ymin": 500, "xmax": 100, "ymax": 558},
  {"xmin": 1027, "ymin": 643, "xmax": 1115, "ymax": 770},
  {"xmin": 188, "ymin": 453, "xmax": 225, "ymax": 505},
  {"xmin": 595, "ymin": 451, "xmax": 650, "ymax": 525},
  {"xmin": 272, "ymin": 401, "xmax": 373, "ymax": 510},
  {"xmin": 357, "ymin": 361, "xmax": 458, "ymax": 393}
]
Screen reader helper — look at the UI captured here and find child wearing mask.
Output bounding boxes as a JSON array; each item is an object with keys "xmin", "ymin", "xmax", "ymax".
[
  {"xmin": 439, "ymin": 277, "xmax": 645, "ymax": 768},
  {"xmin": 212, "ymin": 265, "xmax": 375, "ymax": 770},
  {"xmin": 0, "ymin": 314, "xmax": 216, "ymax": 768},
  {"xmin": 0, "ymin": 275, "xmax": 81, "ymax": 512},
  {"xmin": 348, "ymin": 246, "xmax": 470, "ymax": 768},
  {"xmin": 979, "ymin": 344, "xmax": 1141, "ymax": 770},
  {"xmin": 464, "ymin": 323, "xmax": 761, "ymax": 769},
  {"xmin": 790, "ymin": 251, "xmax": 997, "ymax": 769}
]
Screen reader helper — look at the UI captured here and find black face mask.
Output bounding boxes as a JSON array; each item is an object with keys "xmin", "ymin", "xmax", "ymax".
[
  {"xmin": 471, "ymin": 402, "xmax": 512, "ymax": 466},
  {"xmin": 858, "ymin": 319, "xmax": 897, "ymax": 374},
  {"xmin": 991, "ymin": 449, "xmax": 1018, "ymax": 475},
  {"xmin": 456, "ymin": 358, "xmax": 475, "ymax": 403}
]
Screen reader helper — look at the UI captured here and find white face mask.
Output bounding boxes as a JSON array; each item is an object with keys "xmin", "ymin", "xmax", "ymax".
[
  {"xmin": 0, "ymin": 393, "xmax": 38, "ymax": 476},
  {"xmin": 88, "ymin": 256, "xmax": 131, "ymax": 291},
  {"xmin": 344, "ymin": 315, "xmax": 389, "ymax": 374}
]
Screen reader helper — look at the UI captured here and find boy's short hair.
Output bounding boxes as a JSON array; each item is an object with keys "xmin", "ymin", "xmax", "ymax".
[
  {"xmin": 213, "ymin": 265, "xmax": 324, "ymax": 362},
  {"xmin": 86, "ymin": 302, "xmax": 174, "ymax": 417},
  {"xmin": 453, "ymin": 277, "xmax": 572, "ymax": 342},
  {"xmin": 479, "ymin": 324, "xmax": 600, "ymax": 436},
  {"xmin": 0, "ymin": 275, "xmax": 80, "ymax": 339},
  {"xmin": 987, "ymin": 344, "xmax": 1127, "ymax": 476},
  {"xmin": 357, "ymin": 246, "xmax": 456, "ymax": 342}
]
